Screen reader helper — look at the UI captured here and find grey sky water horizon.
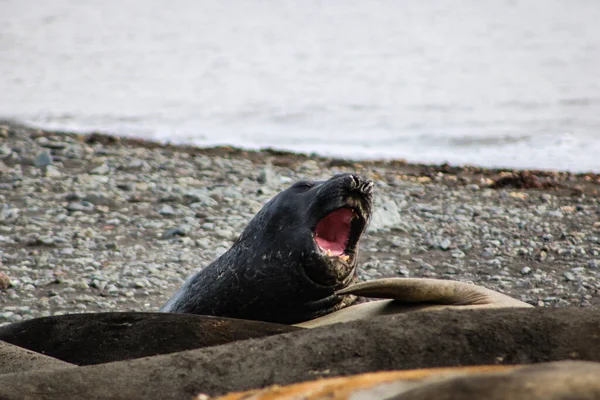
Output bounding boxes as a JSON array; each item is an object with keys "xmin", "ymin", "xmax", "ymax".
[{"xmin": 1, "ymin": 0, "xmax": 599, "ymax": 171}]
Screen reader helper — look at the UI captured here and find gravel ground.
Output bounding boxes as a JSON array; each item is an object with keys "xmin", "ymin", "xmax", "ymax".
[{"xmin": 1, "ymin": 121, "xmax": 600, "ymax": 326}]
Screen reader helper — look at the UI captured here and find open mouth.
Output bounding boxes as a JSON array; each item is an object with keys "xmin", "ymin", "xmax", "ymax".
[{"xmin": 314, "ymin": 207, "xmax": 365, "ymax": 261}]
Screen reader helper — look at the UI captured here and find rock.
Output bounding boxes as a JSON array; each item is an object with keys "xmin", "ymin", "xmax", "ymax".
[
  {"xmin": 0, "ymin": 272, "xmax": 11, "ymax": 289},
  {"xmin": 367, "ymin": 196, "xmax": 402, "ymax": 232},
  {"xmin": 90, "ymin": 163, "xmax": 111, "ymax": 175},
  {"xmin": 257, "ymin": 166, "xmax": 275, "ymax": 185},
  {"xmin": 184, "ymin": 190, "xmax": 218, "ymax": 207},
  {"xmin": 66, "ymin": 201, "xmax": 95, "ymax": 212},
  {"xmin": 158, "ymin": 205, "xmax": 176, "ymax": 216},
  {"xmin": 45, "ymin": 165, "xmax": 62, "ymax": 178},
  {"xmin": 564, "ymin": 272, "xmax": 576, "ymax": 281},
  {"xmin": 439, "ymin": 239, "xmax": 452, "ymax": 251},
  {"xmin": 34, "ymin": 149, "xmax": 53, "ymax": 168},
  {"xmin": 162, "ymin": 227, "xmax": 187, "ymax": 239}
]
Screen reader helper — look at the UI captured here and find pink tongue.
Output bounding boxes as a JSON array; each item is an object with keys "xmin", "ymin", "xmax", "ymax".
[{"xmin": 315, "ymin": 208, "xmax": 352, "ymax": 256}]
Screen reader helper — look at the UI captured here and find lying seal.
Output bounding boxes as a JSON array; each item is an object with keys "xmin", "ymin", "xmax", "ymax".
[
  {"xmin": 161, "ymin": 173, "xmax": 374, "ymax": 324},
  {"xmin": 214, "ymin": 361, "xmax": 600, "ymax": 400},
  {"xmin": 0, "ymin": 312, "xmax": 299, "ymax": 366}
]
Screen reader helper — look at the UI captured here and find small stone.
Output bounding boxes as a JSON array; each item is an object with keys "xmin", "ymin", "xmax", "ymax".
[
  {"xmin": 367, "ymin": 197, "xmax": 402, "ymax": 232},
  {"xmin": 117, "ymin": 182, "xmax": 135, "ymax": 191},
  {"xmin": 9, "ymin": 314, "xmax": 23, "ymax": 323},
  {"xmin": 215, "ymin": 229, "xmax": 233, "ymax": 240},
  {"xmin": 520, "ymin": 267, "xmax": 532, "ymax": 275},
  {"xmin": 66, "ymin": 201, "xmax": 95, "ymax": 212},
  {"xmin": 90, "ymin": 163, "xmax": 110, "ymax": 175},
  {"xmin": 201, "ymin": 223, "xmax": 215, "ymax": 231},
  {"xmin": 451, "ymin": 249, "xmax": 465, "ymax": 258},
  {"xmin": 257, "ymin": 166, "xmax": 275, "ymax": 185},
  {"xmin": 0, "ymin": 272, "xmax": 11, "ymax": 289},
  {"xmin": 134, "ymin": 281, "xmax": 146, "ymax": 289},
  {"xmin": 73, "ymin": 280, "xmax": 89, "ymax": 290},
  {"xmin": 45, "ymin": 165, "xmax": 62, "ymax": 178},
  {"xmin": 481, "ymin": 249, "xmax": 495, "ymax": 258},
  {"xmin": 59, "ymin": 248, "xmax": 75, "ymax": 256},
  {"xmin": 34, "ymin": 149, "xmax": 53, "ymax": 168},
  {"xmin": 538, "ymin": 251, "xmax": 547, "ymax": 261},
  {"xmin": 162, "ymin": 227, "xmax": 187, "ymax": 239},
  {"xmin": 106, "ymin": 284, "xmax": 119, "ymax": 294},
  {"xmin": 563, "ymin": 272, "xmax": 576, "ymax": 281},
  {"xmin": 439, "ymin": 239, "xmax": 451, "ymax": 251},
  {"xmin": 0, "ymin": 311, "xmax": 14, "ymax": 320},
  {"xmin": 158, "ymin": 205, "xmax": 175, "ymax": 216},
  {"xmin": 41, "ymin": 140, "xmax": 69, "ymax": 150}
]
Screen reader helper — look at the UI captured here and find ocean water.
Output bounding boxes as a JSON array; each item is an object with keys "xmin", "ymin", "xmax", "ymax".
[{"xmin": 1, "ymin": 0, "xmax": 599, "ymax": 172}]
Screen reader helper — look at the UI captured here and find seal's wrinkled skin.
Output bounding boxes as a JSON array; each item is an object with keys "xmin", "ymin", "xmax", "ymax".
[{"xmin": 161, "ymin": 174, "xmax": 373, "ymax": 324}]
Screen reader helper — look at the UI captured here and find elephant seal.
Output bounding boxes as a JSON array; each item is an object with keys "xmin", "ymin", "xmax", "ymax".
[
  {"xmin": 214, "ymin": 361, "xmax": 600, "ymax": 400},
  {"xmin": 0, "ymin": 312, "xmax": 299, "ymax": 366},
  {"xmin": 161, "ymin": 173, "xmax": 374, "ymax": 324},
  {"xmin": 295, "ymin": 278, "xmax": 532, "ymax": 328},
  {"xmin": 2, "ymin": 308, "xmax": 600, "ymax": 399}
]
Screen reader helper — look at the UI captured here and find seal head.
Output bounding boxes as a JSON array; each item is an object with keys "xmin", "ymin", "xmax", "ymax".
[{"xmin": 161, "ymin": 173, "xmax": 373, "ymax": 324}]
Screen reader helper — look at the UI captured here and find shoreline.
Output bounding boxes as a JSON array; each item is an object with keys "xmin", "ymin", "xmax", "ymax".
[
  {"xmin": 1, "ymin": 121, "xmax": 599, "ymax": 325},
  {"xmin": 6, "ymin": 119, "xmax": 600, "ymax": 180}
]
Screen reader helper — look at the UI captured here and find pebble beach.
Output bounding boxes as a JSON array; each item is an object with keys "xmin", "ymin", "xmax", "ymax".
[{"xmin": 1, "ymin": 121, "xmax": 600, "ymax": 326}]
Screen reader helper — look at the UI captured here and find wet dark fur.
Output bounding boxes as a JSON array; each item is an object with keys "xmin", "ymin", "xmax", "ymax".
[{"xmin": 160, "ymin": 174, "xmax": 373, "ymax": 324}]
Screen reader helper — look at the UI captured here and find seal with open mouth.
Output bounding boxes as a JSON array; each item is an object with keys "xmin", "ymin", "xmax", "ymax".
[{"xmin": 160, "ymin": 173, "xmax": 374, "ymax": 324}]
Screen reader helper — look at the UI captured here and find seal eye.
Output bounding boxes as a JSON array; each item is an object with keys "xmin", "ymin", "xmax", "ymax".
[{"xmin": 292, "ymin": 181, "xmax": 315, "ymax": 190}]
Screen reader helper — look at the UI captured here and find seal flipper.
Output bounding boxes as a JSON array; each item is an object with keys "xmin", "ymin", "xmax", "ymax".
[
  {"xmin": 335, "ymin": 278, "xmax": 523, "ymax": 306},
  {"xmin": 295, "ymin": 278, "xmax": 532, "ymax": 328}
]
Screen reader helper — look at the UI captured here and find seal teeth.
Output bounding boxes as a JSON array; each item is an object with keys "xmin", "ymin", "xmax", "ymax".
[
  {"xmin": 339, "ymin": 255, "xmax": 350, "ymax": 262},
  {"xmin": 326, "ymin": 249, "xmax": 332, "ymax": 257}
]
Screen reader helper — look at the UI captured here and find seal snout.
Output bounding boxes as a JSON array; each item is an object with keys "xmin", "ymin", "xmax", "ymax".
[{"xmin": 348, "ymin": 174, "xmax": 374, "ymax": 194}]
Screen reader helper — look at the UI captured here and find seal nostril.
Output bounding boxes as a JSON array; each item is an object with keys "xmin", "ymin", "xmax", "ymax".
[
  {"xmin": 361, "ymin": 181, "xmax": 374, "ymax": 194},
  {"xmin": 349, "ymin": 174, "xmax": 361, "ymax": 188}
]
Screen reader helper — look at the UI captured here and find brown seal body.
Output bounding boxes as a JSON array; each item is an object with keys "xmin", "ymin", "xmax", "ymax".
[
  {"xmin": 161, "ymin": 174, "xmax": 373, "ymax": 324},
  {"xmin": 214, "ymin": 361, "xmax": 600, "ymax": 400},
  {"xmin": 0, "ymin": 312, "xmax": 298, "ymax": 365}
]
